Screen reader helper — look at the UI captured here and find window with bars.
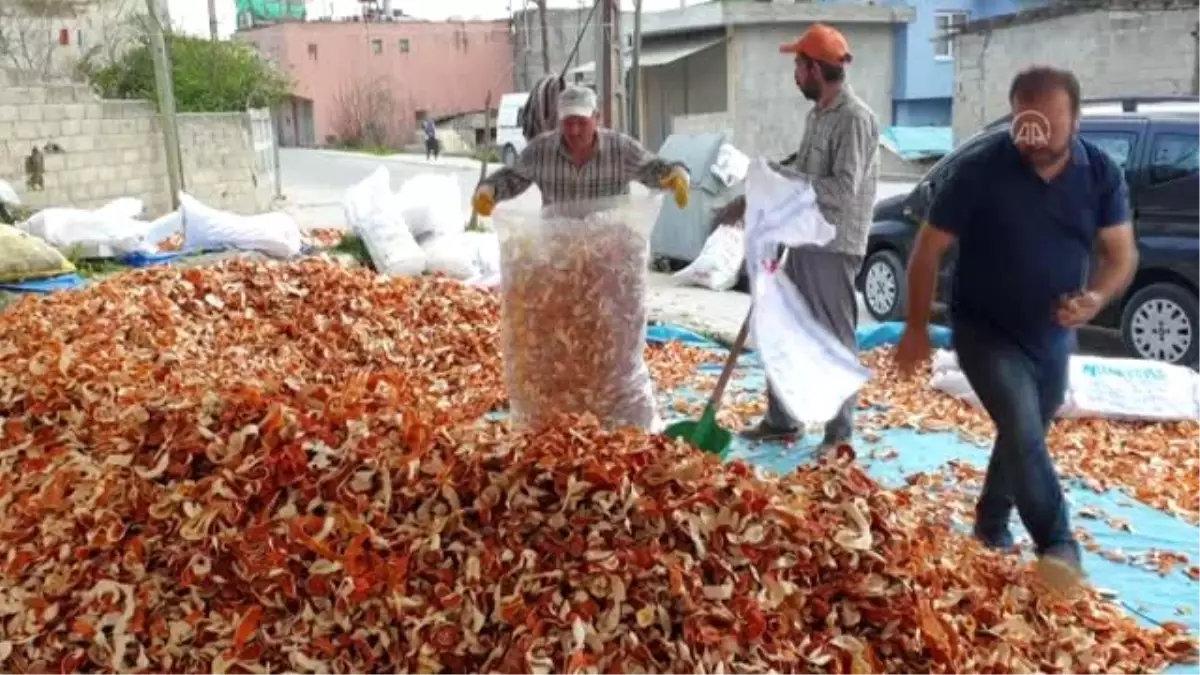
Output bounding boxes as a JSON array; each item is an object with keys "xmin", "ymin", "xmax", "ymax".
[{"xmin": 934, "ymin": 11, "xmax": 967, "ymax": 60}]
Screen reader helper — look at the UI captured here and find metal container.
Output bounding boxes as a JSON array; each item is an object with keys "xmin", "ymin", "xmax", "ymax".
[{"xmin": 649, "ymin": 132, "xmax": 734, "ymax": 264}]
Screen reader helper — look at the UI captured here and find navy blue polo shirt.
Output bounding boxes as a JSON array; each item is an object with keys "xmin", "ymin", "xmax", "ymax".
[{"xmin": 928, "ymin": 133, "xmax": 1131, "ymax": 363}]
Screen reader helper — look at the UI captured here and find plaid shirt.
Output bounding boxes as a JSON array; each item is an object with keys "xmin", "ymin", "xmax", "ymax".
[
  {"xmin": 780, "ymin": 85, "xmax": 880, "ymax": 256},
  {"xmin": 484, "ymin": 129, "xmax": 681, "ymax": 205}
]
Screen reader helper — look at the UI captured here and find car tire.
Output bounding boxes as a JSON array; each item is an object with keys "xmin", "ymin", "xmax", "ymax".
[
  {"xmin": 1120, "ymin": 282, "xmax": 1199, "ymax": 367},
  {"xmin": 861, "ymin": 249, "xmax": 906, "ymax": 322},
  {"xmin": 502, "ymin": 145, "xmax": 518, "ymax": 167}
]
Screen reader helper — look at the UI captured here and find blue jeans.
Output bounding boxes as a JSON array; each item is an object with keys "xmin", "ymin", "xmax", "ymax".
[{"xmin": 953, "ymin": 320, "xmax": 1076, "ymax": 557}]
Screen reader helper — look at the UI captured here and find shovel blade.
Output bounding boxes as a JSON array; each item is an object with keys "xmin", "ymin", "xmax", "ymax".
[{"xmin": 662, "ymin": 417, "xmax": 732, "ymax": 457}]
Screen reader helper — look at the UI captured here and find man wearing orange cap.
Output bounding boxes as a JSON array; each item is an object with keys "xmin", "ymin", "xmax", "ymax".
[{"xmin": 720, "ymin": 23, "xmax": 880, "ymax": 450}]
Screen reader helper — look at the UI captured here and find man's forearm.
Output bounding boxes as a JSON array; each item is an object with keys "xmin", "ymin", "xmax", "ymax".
[
  {"xmin": 1088, "ymin": 248, "xmax": 1138, "ymax": 305},
  {"xmin": 906, "ymin": 247, "xmax": 941, "ymax": 329},
  {"xmin": 482, "ymin": 167, "xmax": 532, "ymax": 201},
  {"xmin": 635, "ymin": 158, "xmax": 682, "ymax": 187}
]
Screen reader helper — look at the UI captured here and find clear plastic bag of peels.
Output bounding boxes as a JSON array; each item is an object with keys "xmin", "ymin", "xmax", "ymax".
[{"xmin": 492, "ymin": 194, "xmax": 665, "ymax": 431}]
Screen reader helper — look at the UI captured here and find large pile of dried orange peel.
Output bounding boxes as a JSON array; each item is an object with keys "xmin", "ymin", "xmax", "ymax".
[{"xmin": 0, "ymin": 260, "xmax": 1195, "ymax": 673}]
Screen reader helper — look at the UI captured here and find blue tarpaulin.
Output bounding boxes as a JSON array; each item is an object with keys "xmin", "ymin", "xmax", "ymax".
[
  {"xmin": 881, "ymin": 126, "xmax": 954, "ymax": 161},
  {"xmin": 0, "ymin": 273, "xmax": 86, "ymax": 294},
  {"xmin": 647, "ymin": 321, "xmax": 1199, "ymax": 668},
  {"xmin": 118, "ymin": 251, "xmax": 187, "ymax": 268}
]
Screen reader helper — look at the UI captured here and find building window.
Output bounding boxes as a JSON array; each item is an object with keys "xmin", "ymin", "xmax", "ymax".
[
  {"xmin": 934, "ymin": 11, "xmax": 967, "ymax": 60},
  {"xmin": 371, "ymin": 37, "xmax": 383, "ymax": 54},
  {"xmin": 76, "ymin": 29, "xmax": 84, "ymax": 49},
  {"xmin": 307, "ymin": 43, "xmax": 318, "ymax": 60},
  {"xmin": 398, "ymin": 38, "xmax": 410, "ymax": 53},
  {"xmin": 57, "ymin": 28, "xmax": 70, "ymax": 46}
]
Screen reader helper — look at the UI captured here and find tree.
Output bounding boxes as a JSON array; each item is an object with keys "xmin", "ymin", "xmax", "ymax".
[
  {"xmin": 0, "ymin": 0, "xmax": 94, "ymax": 78},
  {"xmin": 535, "ymin": 0, "xmax": 550, "ymax": 74},
  {"xmin": 331, "ymin": 76, "xmax": 398, "ymax": 149},
  {"xmin": 80, "ymin": 29, "xmax": 291, "ymax": 112}
]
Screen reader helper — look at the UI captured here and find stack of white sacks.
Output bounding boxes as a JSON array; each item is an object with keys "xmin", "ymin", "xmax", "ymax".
[
  {"xmin": 342, "ymin": 166, "xmax": 500, "ymax": 287},
  {"xmin": 11, "ymin": 192, "xmax": 304, "ymax": 260}
]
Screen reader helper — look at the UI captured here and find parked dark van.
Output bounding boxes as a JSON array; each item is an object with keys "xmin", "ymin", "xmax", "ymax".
[{"xmin": 858, "ymin": 98, "xmax": 1200, "ymax": 366}]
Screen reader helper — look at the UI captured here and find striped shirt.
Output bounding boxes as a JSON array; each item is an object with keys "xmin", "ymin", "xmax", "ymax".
[
  {"xmin": 483, "ymin": 129, "xmax": 681, "ymax": 205},
  {"xmin": 781, "ymin": 85, "xmax": 880, "ymax": 256}
]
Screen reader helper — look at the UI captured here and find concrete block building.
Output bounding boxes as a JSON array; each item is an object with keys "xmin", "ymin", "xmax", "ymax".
[
  {"xmin": 952, "ymin": 0, "xmax": 1200, "ymax": 142},
  {"xmin": 625, "ymin": 2, "xmax": 913, "ymax": 157}
]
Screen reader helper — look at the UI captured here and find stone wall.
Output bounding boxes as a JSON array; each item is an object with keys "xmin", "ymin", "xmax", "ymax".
[
  {"xmin": 672, "ymin": 112, "xmax": 735, "ymax": 140},
  {"xmin": 0, "ymin": 83, "xmax": 276, "ymax": 217},
  {"xmin": 953, "ymin": 3, "xmax": 1200, "ymax": 142}
]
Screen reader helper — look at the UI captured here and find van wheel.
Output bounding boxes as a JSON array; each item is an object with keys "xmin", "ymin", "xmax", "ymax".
[
  {"xmin": 862, "ymin": 249, "xmax": 906, "ymax": 322},
  {"xmin": 502, "ymin": 145, "xmax": 518, "ymax": 166},
  {"xmin": 1120, "ymin": 282, "xmax": 1199, "ymax": 366}
]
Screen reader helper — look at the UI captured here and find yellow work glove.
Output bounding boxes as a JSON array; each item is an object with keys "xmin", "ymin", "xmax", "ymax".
[
  {"xmin": 660, "ymin": 167, "xmax": 690, "ymax": 209},
  {"xmin": 472, "ymin": 184, "xmax": 496, "ymax": 217}
]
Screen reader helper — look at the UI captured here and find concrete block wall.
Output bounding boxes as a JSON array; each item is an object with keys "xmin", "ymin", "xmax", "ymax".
[
  {"xmin": 511, "ymin": 8, "xmax": 633, "ymax": 91},
  {"xmin": 0, "ymin": 83, "xmax": 275, "ymax": 218},
  {"xmin": 731, "ymin": 22, "xmax": 896, "ymax": 160},
  {"xmin": 672, "ymin": 113, "xmax": 735, "ymax": 141},
  {"xmin": 176, "ymin": 112, "xmax": 268, "ymax": 214},
  {"xmin": 953, "ymin": 6, "xmax": 1200, "ymax": 142}
]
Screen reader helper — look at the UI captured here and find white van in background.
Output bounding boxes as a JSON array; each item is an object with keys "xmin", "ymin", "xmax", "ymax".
[{"xmin": 496, "ymin": 92, "xmax": 530, "ymax": 166}]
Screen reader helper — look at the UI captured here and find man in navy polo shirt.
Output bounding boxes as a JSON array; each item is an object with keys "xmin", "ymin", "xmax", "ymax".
[{"xmin": 894, "ymin": 66, "xmax": 1138, "ymax": 593}]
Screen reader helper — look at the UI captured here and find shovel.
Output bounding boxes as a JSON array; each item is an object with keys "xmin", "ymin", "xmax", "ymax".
[{"xmin": 663, "ymin": 307, "xmax": 753, "ymax": 457}]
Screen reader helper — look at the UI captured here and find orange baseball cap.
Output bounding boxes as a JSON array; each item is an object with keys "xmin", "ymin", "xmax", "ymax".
[{"xmin": 780, "ymin": 23, "xmax": 853, "ymax": 64}]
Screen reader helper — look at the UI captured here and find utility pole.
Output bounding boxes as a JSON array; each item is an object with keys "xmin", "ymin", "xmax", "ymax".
[
  {"xmin": 630, "ymin": 0, "xmax": 642, "ymax": 139},
  {"xmin": 208, "ymin": 0, "xmax": 219, "ymax": 41},
  {"xmin": 612, "ymin": 4, "xmax": 624, "ymax": 132},
  {"xmin": 594, "ymin": 0, "xmax": 618, "ymax": 129},
  {"xmin": 535, "ymin": 0, "xmax": 550, "ymax": 74},
  {"xmin": 145, "ymin": 0, "xmax": 184, "ymax": 210},
  {"xmin": 594, "ymin": 0, "xmax": 607, "ymax": 127}
]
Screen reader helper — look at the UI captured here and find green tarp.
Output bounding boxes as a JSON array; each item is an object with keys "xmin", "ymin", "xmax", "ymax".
[{"xmin": 235, "ymin": 0, "xmax": 306, "ymax": 22}]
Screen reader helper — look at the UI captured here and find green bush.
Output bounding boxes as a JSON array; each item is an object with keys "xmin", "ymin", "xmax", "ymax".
[
  {"xmin": 81, "ymin": 33, "xmax": 290, "ymax": 113},
  {"xmin": 473, "ymin": 147, "xmax": 501, "ymax": 163}
]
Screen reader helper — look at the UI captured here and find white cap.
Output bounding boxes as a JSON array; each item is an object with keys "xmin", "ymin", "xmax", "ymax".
[{"xmin": 557, "ymin": 85, "xmax": 598, "ymax": 120}]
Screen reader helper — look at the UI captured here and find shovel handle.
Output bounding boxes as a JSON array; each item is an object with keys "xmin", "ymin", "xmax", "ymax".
[
  {"xmin": 707, "ymin": 309, "xmax": 752, "ymax": 410},
  {"xmin": 705, "ymin": 248, "xmax": 788, "ymax": 412},
  {"xmin": 467, "ymin": 156, "xmax": 489, "ymax": 229}
]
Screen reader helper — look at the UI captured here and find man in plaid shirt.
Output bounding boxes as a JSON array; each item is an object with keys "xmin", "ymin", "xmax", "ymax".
[
  {"xmin": 716, "ymin": 24, "xmax": 880, "ymax": 450},
  {"xmin": 472, "ymin": 85, "xmax": 690, "ymax": 212}
]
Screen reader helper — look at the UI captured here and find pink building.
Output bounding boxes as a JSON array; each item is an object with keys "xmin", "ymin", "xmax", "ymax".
[{"xmin": 238, "ymin": 18, "xmax": 515, "ymax": 148}]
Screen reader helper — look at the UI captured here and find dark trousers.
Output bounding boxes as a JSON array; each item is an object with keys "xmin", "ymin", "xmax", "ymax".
[
  {"xmin": 953, "ymin": 319, "xmax": 1076, "ymax": 556},
  {"xmin": 425, "ymin": 137, "xmax": 440, "ymax": 159},
  {"xmin": 764, "ymin": 247, "xmax": 862, "ymax": 444}
]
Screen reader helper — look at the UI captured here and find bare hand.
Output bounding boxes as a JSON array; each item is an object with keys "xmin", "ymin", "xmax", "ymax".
[
  {"xmin": 1056, "ymin": 290, "xmax": 1104, "ymax": 328},
  {"xmin": 711, "ymin": 196, "xmax": 746, "ymax": 228},
  {"xmin": 894, "ymin": 327, "xmax": 932, "ymax": 377}
]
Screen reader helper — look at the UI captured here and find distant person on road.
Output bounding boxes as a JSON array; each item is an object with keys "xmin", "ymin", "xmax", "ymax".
[
  {"xmin": 714, "ymin": 24, "xmax": 880, "ymax": 451},
  {"xmin": 470, "ymin": 85, "xmax": 690, "ymax": 211},
  {"xmin": 894, "ymin": 66, "xmax": 1138, "ymax": 594},
  {"xmin": 422, "ymin": 118, "xmax": 440, "ymax": 161}
]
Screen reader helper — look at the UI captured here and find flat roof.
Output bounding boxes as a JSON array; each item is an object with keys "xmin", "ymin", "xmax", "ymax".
[
  {"xmin": 641, "ymin": 2, "xmax": 913, "ymax": 39},
  {"xmin": 956, "ymin": 0, "xmax": 1193, "ymax": 35}
]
